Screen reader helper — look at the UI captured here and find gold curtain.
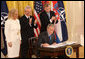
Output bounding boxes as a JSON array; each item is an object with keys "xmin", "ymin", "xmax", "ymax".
[
  {"xmin": 63, "ymin": 1, "xmax": 67, "ymax": 21},
  {"xmin": 6, "ymin": 1, "xmax": 34, "ymax": 17},
  {"xmin": 6, "ymin": 1, "xmax": 18, "ymax": 11}
]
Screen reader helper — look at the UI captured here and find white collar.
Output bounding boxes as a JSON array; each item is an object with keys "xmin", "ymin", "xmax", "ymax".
[{"xmin": 25, "ymin": 15, "xmax": 30, "ymax": 19}]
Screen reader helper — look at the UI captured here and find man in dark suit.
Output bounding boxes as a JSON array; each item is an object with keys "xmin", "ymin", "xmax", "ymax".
[
  {"xmin": 37, "ymin": 24, "xmax": 69, "ymax": 58},
  {"xmin": 40, "ymin": 4, "xmax": 58, "ymax": 33},
  {"xmin": 38, "ymin": 24, "xmax": 57, "ymax": 48},
  {"xmin": 19, "ymin": 6, "xmax": 37, "ymax": 58}
]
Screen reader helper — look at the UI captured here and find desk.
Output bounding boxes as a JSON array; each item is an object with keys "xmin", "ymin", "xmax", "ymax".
[{"xmin": 38, "ymin": 44, "xmax": 81, "ymax": 58}]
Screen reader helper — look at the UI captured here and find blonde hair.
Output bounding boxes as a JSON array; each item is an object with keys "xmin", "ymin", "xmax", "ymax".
[{"xmin": 8, "ymin": 8, "xmax": 18, "ymax": 19}]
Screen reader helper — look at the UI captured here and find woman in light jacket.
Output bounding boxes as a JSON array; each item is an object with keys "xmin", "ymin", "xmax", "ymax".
[{"xmin": 5, "ymin": 9, "xmax": 21, "ymax": 58}]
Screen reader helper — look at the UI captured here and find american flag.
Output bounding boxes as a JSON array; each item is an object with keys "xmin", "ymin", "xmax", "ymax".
[{"xmin": 34, "ymin": 1, "xmax": 44, "ymax": 37}]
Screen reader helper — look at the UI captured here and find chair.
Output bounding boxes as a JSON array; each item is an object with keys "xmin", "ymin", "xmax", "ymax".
[{"xmin": 28, "ymin": 37, "xmax": 39, "ymax": 58}]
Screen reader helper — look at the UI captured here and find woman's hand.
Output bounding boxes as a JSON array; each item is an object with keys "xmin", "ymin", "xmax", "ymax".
[
  {"xmin": 20, "ymin": 40, "xmax": 21, "ymax": 45},
  {"xmin": 8, "ymin": 42, "xmax": 12, "ymax": 47}
]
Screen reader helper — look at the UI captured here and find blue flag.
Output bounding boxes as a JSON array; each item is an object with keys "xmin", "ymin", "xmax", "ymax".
[
  {"xmin": 1, "ymin": 1, "xmax": 8, "ymax": 55},
  {"xmin": 55, "ymin": 34, "xmax": 61, "ymax": 43},
  {"xmin": 57, "ymin": 1, "xmax": 68, "ymax": 42}
]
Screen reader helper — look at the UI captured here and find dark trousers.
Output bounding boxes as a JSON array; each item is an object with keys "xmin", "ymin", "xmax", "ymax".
[
  {"xmin": 20, "ymin": 42, "xmax": 29, "ymax": 58},
  {"xmin": 57, "ymin": 55, "xmax": 70, "ymax": 58}
]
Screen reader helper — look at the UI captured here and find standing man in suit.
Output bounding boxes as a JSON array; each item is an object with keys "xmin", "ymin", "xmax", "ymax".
[
  {"xmin": 40, "ymin": 4, "xmax": 58, "ymax": 33},
  {"xmin": 38, "ymin": 24, "xmax": 57, "ymax": 47},
  {"xmin": 19, "ymin": 6, "xmax": 37, "ymax": 58}
]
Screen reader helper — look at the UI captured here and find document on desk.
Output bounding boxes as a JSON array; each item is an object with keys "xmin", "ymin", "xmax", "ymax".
[
  {"xmin": 45, "ymin": 43, "xmax": 67, "ymax": 48},
  {"xmin": 65, "ymin": 41, "xmax": 76, "ymax": 45},
  {"xmin": 44, "ymin": 42, "xmax": 76, "ymax": 48}
]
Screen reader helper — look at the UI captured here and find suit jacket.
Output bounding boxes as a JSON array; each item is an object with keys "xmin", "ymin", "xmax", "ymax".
[
  {"xmin": 19, "ymin": 15, "xmax": 37, "ymax": 46},
  {"xmin": 40, "ymin": 11, "xmax": 58, "ymax": 33},
  {"xmin": 38, "ymin": 31, "xmax": 56, "ymax": 47}
]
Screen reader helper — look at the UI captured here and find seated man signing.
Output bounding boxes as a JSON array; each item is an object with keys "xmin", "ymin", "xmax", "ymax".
[{"xmin": 38, "ymin": 24, "xmax": 57, "ymax": 47}]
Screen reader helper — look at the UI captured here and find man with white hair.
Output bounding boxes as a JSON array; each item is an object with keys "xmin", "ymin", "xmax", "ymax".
[{"xmin": 19, "ymin": 5, "xmax": 37, "ymax": 58}]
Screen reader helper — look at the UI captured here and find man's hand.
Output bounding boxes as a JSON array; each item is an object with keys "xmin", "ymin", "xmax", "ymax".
[
  {"xmin": 42, "ymin": 43, "xmax": 50, "ymax": 47},
  {"xmin": 29, "ymin": 18, "xmax": 32, "ymax": 24},
  {"xmin": 51, "ymin": 16, "xmax": 56, "ymax": 21},
  {"xmin": 34, "ymin": 19, "xmax": 37, "ymax": 24},
  {"xmin": 52, "ymin": 42, "xmax": 57, "ymax": 45}
]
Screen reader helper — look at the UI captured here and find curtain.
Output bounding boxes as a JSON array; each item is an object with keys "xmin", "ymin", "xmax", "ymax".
[
  {"xmin": 66, "ymin": 1, "xmax": 84, "ymax": 44},
  {"xmin": 6, "ymin": 1, "xmax": 34, "ymax": 17}
]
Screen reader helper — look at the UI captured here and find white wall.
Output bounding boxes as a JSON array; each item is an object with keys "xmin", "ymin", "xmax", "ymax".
[{"xmin": 66, "ymin": 1, "xmax": 84, "ymax": 45}]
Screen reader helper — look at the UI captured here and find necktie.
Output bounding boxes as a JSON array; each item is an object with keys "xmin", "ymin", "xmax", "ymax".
[
  {"xmin": 49, "ymin": 36, "xmax": 52, "ymax": 44},
  {"xmin": 54, "ymin": 32, "xmax": 61, "ymax": 43},
  {"xmin": 47, "ymin": 12, "xmax": 50, "ymax": 20},
  {"xmin": 28, "ymin": 17, "xmax": 32, "ymax": 27}
]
